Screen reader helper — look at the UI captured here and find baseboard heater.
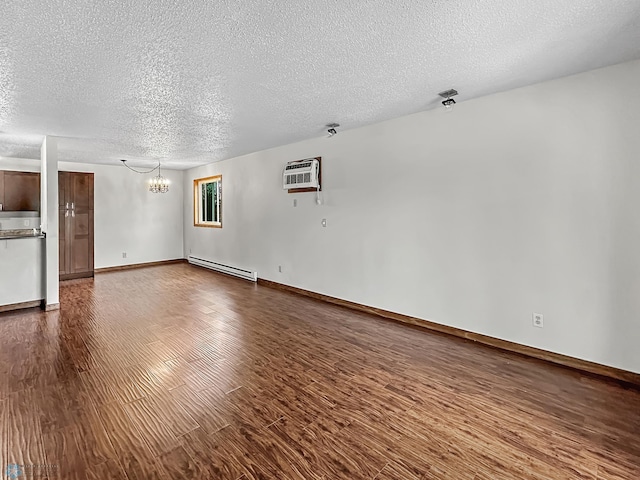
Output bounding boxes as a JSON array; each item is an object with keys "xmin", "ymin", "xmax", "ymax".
[{"xmin": 187, "ymin": 255, "xmax": 257, "ymax": 282}]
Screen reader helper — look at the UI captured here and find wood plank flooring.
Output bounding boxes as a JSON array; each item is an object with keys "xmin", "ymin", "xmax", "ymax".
[{"xmin": 1, "ymin": 263, "xmax": 639, "ymax": 479}]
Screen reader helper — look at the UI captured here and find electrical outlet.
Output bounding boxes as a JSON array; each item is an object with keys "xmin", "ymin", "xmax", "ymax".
[
  {"xmin": 278, "ymin": 265, "xmax": 282, "ymax": 273},
  {"xmin": 533, "ymin": 313, "xmax": 544, "ymax": 328},
  {"xmin": 122, "ymin": 252, "xmax": 127, "ymax": 259}
]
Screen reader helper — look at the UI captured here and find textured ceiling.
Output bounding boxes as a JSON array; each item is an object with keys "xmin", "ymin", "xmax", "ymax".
[{"xmin": 1, "ymin": 0, "xmax": 639, "ymax": 169}]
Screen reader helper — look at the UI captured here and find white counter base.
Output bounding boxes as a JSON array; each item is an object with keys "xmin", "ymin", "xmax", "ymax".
[{"xmin": 0, "ymin": 236, "xmax": 45, "ymax": 308}]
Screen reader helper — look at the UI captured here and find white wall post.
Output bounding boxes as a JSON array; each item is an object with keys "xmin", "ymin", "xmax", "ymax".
[{"xmin": 41, "ymin": 136, "xmax": 59, "ymax": 309}]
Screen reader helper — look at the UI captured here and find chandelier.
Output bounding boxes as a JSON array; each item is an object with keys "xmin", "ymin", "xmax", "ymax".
[
  {"xmin": 149, "ymin": 168, "xmax": 169, "ymax": 194},
  {"xmin": 121, "ymin": 159, "xmax": 170, "ymax": 194}
]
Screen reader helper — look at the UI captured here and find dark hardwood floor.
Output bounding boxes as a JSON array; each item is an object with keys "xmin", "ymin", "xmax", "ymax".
[{"xmin": 1, "ymin": 263, "xmax": 639, "ymax": 479}]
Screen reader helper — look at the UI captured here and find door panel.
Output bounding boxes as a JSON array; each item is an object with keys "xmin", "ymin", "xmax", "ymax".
[
  {"xmin": 72, "ymin": 237, "xmax": 90, "ymax": 272},
  {"xmin": 71, "ymin": 173, "xmax": 93, "ymax": 211},
  {"xmin": 59, "ymin": 208, "xmax": 67, "ymax": 276},
  {"xmin": 70, "ymin": 212, "xmax": 93, "ymax": 274},
  {"xmin": 59, "ymin": 173, "xmax": 68, "ymax": 208},
  {"xmin": 74, "ymin": 213, "xmax": 90, "ymax": 236},
  {"xmin": 69, "ymin": 173, "xmax": 93, "ymax": 276}
]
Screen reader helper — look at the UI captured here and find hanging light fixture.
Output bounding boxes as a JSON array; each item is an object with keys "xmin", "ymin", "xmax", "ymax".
[
  {"xmin": 149, "ymin": 165, "xmax": 169, "ymax": 193},
  {"xmin": 121, "ymin": 159, "xmax": 170, "ymax": 193}
]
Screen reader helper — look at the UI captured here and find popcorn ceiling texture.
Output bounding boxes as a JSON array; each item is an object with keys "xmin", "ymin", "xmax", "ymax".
[{"xmin": 0, "ymin": 0, "xmax": 639, "ymax": 169}]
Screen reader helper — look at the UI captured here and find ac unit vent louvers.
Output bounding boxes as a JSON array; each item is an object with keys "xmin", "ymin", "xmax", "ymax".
[{"xmin": 285, "ymin": 162, "xmax": 313, "ymax": 171}]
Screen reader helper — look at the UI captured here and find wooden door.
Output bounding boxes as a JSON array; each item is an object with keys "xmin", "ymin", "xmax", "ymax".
[
  {"xmin": 59, "ymin": 172, "xmax": 94, "ymax": 279},
  {"xmin": 68, "ymin": 173, "xmax": 94, "ymax": 276},
  {"xmin": 59, "ymin": 173, "xmax": 69, "ymax": 277}
]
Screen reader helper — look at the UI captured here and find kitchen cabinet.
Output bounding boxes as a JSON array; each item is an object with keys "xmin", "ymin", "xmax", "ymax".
[
  {"xmin": 0, "ymin": 170, "xmax": 40, "ymax": 211},
  {"xmin": 59, "ymin": 172, "xmax": 94, "ymax": 279}
]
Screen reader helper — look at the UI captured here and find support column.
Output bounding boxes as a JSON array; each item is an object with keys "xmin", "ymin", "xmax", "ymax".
[{"xmin": 41, "ymin": 136, "xmax": 59, "ymax": 309}]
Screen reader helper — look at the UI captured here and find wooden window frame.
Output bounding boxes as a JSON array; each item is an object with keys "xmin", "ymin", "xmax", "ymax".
[{"xmin": 193, "ymin": 175, "xmax": 222, "ymax": 228}]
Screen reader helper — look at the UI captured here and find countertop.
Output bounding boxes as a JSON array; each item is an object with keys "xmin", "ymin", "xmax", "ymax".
[{"xmin": 0, "ymin": 229, "xmax": 45, "ymax": 240}]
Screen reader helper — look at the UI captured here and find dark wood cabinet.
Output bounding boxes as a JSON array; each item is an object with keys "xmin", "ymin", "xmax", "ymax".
[
  {"xmin": 59, "ymin": 172, "xmax": 94, "ymax": 280},
  {"xmin": 0, "ymin": 171, "xmax": 40, "ymax": 211}
]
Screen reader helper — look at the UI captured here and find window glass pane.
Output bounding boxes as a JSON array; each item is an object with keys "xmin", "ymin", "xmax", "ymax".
[
  {"xmin": 212, "ymin": 182, "xmax": 218, "ymax": 222},
  {"xmin": 205, "ymin": 182, "xmax": 213, "ymax": 222},
  {"xmin": 201, "ymin": 183, "xmax": 206, "ymax": 222}
]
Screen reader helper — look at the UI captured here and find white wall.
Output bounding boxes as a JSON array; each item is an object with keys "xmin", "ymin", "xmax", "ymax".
[
  {"xmin": 61, "ymin": 162, "xmax": 184, "ymax": 269},
  {"xmin": 0, "ymin": 158, "xmax": 184, "ymax": 269},
  {"xmin": 184, "ymin": 59, "xmax": 640, "ymax": 374}
]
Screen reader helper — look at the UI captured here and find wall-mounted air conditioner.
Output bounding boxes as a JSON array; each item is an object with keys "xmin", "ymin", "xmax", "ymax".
[{"xmin": 283, "ymin": 158, "xmax": 320, "ymax": 190}]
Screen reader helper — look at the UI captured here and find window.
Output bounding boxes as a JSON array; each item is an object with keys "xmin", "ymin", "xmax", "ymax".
[{"xmin": 194, "ymin": 175, "xmax": 222, "ymax": 227}]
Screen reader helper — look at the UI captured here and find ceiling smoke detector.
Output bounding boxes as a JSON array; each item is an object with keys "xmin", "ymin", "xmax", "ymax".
[
  {"xmin": 326, "ymin": 123, "xmax": 340, "ymax": 137},
  {"xmin": 438, "ymin": 89, "xmax": 458, "ymax": 110}
]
